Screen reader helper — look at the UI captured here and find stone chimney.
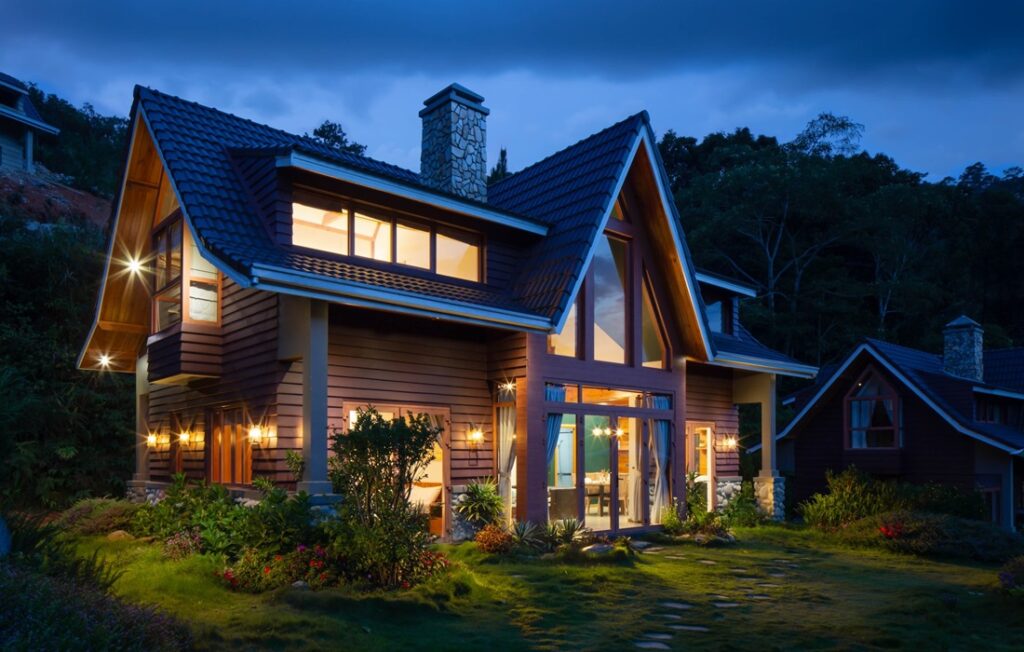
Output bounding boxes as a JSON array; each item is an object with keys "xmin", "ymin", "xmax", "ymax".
[
  {"xmin": 943, "ymin": 315, "xmax": 984, "ymax": 381},
  {"xmin": 419, "ymin": 83, "xmax": 488, "ymax": 202}
]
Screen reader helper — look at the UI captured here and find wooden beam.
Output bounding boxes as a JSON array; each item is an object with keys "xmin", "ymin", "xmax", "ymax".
[{"xmin": 99, "ymin": 320, "xmax": 149, "ymax": 335}]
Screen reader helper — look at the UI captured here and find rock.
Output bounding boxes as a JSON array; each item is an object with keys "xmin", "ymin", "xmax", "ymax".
[
  {"xmin": 582, "ymin": 543, "xmax": 614, "ymax": 555},
  {"xmin": 630, "ymin": 540, "xmax": 652, "ymax": 550},
  {"xmin": 106, "ymin": 530, "xmax": 133, "ymax": 541},
  {"xmin": 292, "ymin": 580, "xmax": 310, "ymax": 590},
  {"xmin": 0, "ymin": 515, "xmax": 10, "ymax": 558},
  {"xmin": 137, "ymin": 536, "xmax": 156, "ymax": 544}
]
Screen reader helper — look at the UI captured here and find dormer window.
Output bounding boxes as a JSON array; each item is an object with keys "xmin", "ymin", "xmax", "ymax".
[
  {"xmin": 845, "ymin": 369, "xmax": 900, "ymax": 449},
  {"xmin": 291, "ymin": 190, "xmax": 481, "ymax": 283},
  {"xmin": 151, "ymin": 212, "xmax": 221, "ymax": 332}
]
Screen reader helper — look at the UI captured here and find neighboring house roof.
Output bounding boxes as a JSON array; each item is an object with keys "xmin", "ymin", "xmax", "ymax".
[
  {"xmin": 124, "ymin": 86, "xmax": 807, "ymax": 372},
  {"xmin": 772, "ymin": 338, "xmax": 1024, "ymax": 454},
  {"xmin": 0, "ymin": 72, "xmax": 58, "ymax": 135},
  {"xmin": 713, "ymin": 323, "xmax": 815, "ymax": 376}
]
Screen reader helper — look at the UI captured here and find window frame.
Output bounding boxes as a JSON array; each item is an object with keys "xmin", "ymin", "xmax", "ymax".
[
  {"xmin": 844, "ymin": 366, "xmax": 902, "ymax": 450},
  {"xmin": 150, "ymin": 212, "xmax": 222, "ymax": 334},
  {"xmin": 289, "ymin": 190, "xmax": 485, "ymax": 284}
]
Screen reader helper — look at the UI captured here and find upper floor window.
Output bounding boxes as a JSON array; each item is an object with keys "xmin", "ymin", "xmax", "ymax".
[
  {"xmin": 151, "ymin": 213, "xmax": 221, "ymax": 332},
  {"xmin": 291, "ymin": 191, "xmax": 481, "ymax": 283},
  {"xmin": 641, "ymin": 280, "xmax": 667, "ymax": 368},
  {"xmin": 593, "ymin": 234, "xmax": 628, "ymax": 364},
  {"xmin": 705, "ymin": 300, "xmax": 734, "ymax": 334},
  {"xmin": 845, "ymin": 369, "xmax": 900, "ymax": 449}
]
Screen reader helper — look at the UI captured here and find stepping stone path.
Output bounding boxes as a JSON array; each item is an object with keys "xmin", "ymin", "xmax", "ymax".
[
  {"xmin": 657, "ymin": 613, "xmax": 683, "ymax": 620},
  {"xmin": 757, "ymin": 583, "xmax": 781, "ymax": 589},
  {"xmin": 670, "ymin": 625, "xmax": 710, "ymax": 633},
  {"xmin": 735, "ymin": 576, "xmax": 760, "ymax": 582},
  {"xmin": 698, "ymin": 559, "xmax": 717, "ymax": 565},
  {"xmin": 728, "ymin": 567, "xmax": 749, "ymax": 573},
  {"xmin": 631, "ymin": 541, "xmax": 653, "ymax": 550},
  {"xmin": 659, "ymin": 601, "xmax": 694, "ymax": 610},
  {"xmin": 643, "ymin": 547, "xmax": 666, "ymax": 553},
  {"xmin": 713, "ymin": 601, "xmax": 740, "ymax": 608},
  {"xmin": 767, "ymin": 572, "xmax": 787, "ymax": 578},
  {"xmin": 747, "ymin": 594, "xmax": 772, "ymax": 600},
  {"xmin": 634, "ymin": 642, "xmax": 670, "ymax": 650},
  {"xmin": 665, "ymin": 554, "xmax": 686, "ymax": 560},
  {"xmin": 644, "ymin": 633, "xmax": 673, "ymax": 640}
]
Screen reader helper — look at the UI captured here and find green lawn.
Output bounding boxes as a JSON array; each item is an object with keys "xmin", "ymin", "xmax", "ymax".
[{"xmin": 79, "ymin": 525, "xmax": 1022, "ymax": 651}]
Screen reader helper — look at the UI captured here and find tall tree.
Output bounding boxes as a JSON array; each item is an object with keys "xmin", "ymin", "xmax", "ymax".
[
  {"xmin": 307, "ymin": 120, "xmax": 366, "ymax": 156},
  {"xmin": 487, "ymin": 147, "xmax": 510, "ymax": 184}
]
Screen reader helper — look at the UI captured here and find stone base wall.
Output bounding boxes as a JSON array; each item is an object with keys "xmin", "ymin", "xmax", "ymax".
[
  {"xmin": 126, "ymin": 482, "xmax": 166, "ymax": 505},
  {"xmin": 449, "ymin": 484, "xmax": 475, "ymax": 542},
  {"xmin": 714, "ymin": 477, "xmax": 744, "ymax": 511},
  {"xmin": 754, "ymin": 475, "xmax": 786, "ymax": 521}
]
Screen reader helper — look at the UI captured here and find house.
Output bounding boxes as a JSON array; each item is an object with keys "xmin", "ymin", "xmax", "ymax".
[
  {"xmin": 0, "ymin": 72, "xmax": 59, "ymax": 174},
  {"xmin": 773, "ymin": 316, "xmax": 1024, "ymax": 531},
  {"xmin": 78, "ymin": 83, "xmax": 815, "ymax": 537}
]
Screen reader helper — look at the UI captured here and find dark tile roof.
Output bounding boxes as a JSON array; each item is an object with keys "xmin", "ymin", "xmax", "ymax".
[
  {"xmin": 713, "ymin": 323, "xmax": 807, "ymax": 366},
  {"xmin": 787, "ymin": 337, "xmax": 1024, "ymax": 451},
  {"xmin": 984, "ymin": 348, "xmax": 1024, "ymax": 393},
  {"xmin": 137, "ymin": 87, "xmax": 533, "ymax": 315},
  {"xmin": 489, "ymin": 113, "xmax": 646, "ymax": 318},
  {"xmin": 0, "ymin": 72, "xmax": 28, "ymax": 92}
]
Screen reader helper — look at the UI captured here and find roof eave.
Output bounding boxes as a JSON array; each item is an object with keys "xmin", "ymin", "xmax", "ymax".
[
  {"xmin": 695, "ymin": 272, "xmax": 758, "ymax": 298},
  {"xmin": 279, "ymin": 151, "xmax": 549, "ymax": 236},
  {"xmin": 0, "ymin": 104, "xmax": 59, "ymax": 135},
  {"xmin": 709, "ymin": 352, "xmax": 818, "ymax": 379},
  {"xmin": 249, "ymin": 262, "xmax": 552, "ymax": 333}
]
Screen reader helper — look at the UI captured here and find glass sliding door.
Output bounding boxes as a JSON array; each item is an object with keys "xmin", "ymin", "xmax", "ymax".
[
  {"xmin": 583, "ymin": 415, "xmax": 614, "ymax": 531},
  {"xmin": 547, "ymin": 415, "xmax": 579, "ymax": 521},
  {"xmin": 619, "ymin": 416, "xmax": 646, "ymax": 529}
]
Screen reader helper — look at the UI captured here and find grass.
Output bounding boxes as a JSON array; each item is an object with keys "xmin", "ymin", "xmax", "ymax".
[{"xmin": 76, "ymin": 524, "xmax": 1023, "ymax": 651}]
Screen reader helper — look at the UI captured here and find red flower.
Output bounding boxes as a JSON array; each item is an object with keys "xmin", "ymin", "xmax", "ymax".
[
  {"xmin": 879, "ymin": 522, "xmax": 904, "ymax": 539},
  {"xmin": 264, "ymin": 566, "xmax": 272, "ymax": 574}
]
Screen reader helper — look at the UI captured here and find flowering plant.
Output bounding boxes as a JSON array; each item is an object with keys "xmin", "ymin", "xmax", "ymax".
[
  {"xmin": 879, "ymin": 521, "xmax": 904, "ymax": 539},
  {"xmin": 164, "ymin": 527, "xmax": 202, "ymax": 560},
  {"xmin": 219, "ymin": 544, "xmax": 338, "ymax": 592}
]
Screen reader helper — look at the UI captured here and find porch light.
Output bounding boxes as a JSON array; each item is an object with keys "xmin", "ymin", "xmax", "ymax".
[
  {"xmin": 248, "ymin": 425, "xmax": 266, "ymax": 446},
  {"xmin": 723, "ymin": 436, "xmax": 738, "ymax": 450},
  {"xmin": 98, "ymin": 354, "xmax": 111, "ymax": 368},
  {"xmin": 146, "ymin": 433, "xmax": 157, "ymax": 448},
  {"xmin": 178, "ymin": 430, "xmax": 191, "ymax": 445},
  {"xmin": 126, "ymin": 257, "xmax": 143, "ymax": 275},
  {"xmin": 500, "ymin": 380, "xmax": 516, "ymax": 394},
  {"xmin": 468, "ymin": 425, "xmax": 485, "ymax": 445}
]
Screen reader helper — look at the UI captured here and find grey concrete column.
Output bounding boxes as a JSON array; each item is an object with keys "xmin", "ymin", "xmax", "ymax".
[
  {"xmin": 759, "ymin": 374, "xmax": 778, "ymax": 477},
  {"xmin": 298, "ymin": 299, "xmax": 332, "ymax": 495},
  {"xmin": 133, "ymin": 353, "xmax": 150, "ymax": 482}
]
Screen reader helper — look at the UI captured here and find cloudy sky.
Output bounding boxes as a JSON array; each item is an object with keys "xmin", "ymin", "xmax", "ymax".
[{"xmin": 3, "ymin": 1, "xmax": 1022, "ymax": 180}]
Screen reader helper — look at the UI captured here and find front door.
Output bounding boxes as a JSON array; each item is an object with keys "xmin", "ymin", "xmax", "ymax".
[{"xmin": 207, "ymin": 407, "xmax": 251, "ymax": 485}]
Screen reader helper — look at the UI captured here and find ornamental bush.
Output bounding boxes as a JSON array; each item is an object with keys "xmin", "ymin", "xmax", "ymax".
[
  {"xmin": 455, "ymin": 479, "xmax": 505, "ymax": 531},
  {"xmin": 998, "ymin": 556, "xmax": 1024, "ymax": 596},
  {"xmin": 474, "ymin": 524, "xmax": 513, "ymax": 554},
  {"xmin": 55, "ymin": 498, "xmax": 140, "ymax": 536}
]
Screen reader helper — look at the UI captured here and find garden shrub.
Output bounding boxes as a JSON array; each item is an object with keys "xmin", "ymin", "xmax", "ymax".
[
  {"xmin": 325, "ymin": 407, "xmax": 442, "ymax": 587},
  {"xmin": 474, "ymin": 524, "xmax": 513, "ymax": 554},
  {"xmin": 163, "ymin": 528, "xmax": 202, "ymax": 560},
  {"xmin": 0, "ymin": 563, "xmax": 192, "ymax": 651},
  {"xmin": 56, "ymin": 498, "xmax": 140, "ymax": 536},
  {"xmin": 722, "ymin": 482, "xmax": 765, "ymax": 527},
  {"xmin": 454, "ymin": 479, "xmax": 505, "ymax": 531},
  {"xmin": 660, "ymin": 498, "xmax": 687, "ymax": 535},
  {"xmin": 220, "ymin": 544, "xmax": 338, "ymax": 593},
  {"xmin": 837, "ymin": 510, "xmax": 1024, "ymax": 562},
  {"xmin": 509, "ymin": 520, "xmax": 542, "ymax": 551},
  {"xmin": 999, "ymin": 556, "xmax": 1024, "ymax": 597},
  {"xmin": 801, "ymin": 467, "xmax": 986, "ymax": 529},
  {"xmin": 3, "ymin": 511, "xmax": 120, "ymax": 591}
]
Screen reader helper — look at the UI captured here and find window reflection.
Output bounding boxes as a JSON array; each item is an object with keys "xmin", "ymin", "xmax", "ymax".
[
  {"xmin": 593, "ymin": 235, "xmax": 627, "ymax": 363},
  {"xmin": 548, "ymin": 301, "xmax": 578, "ymax": 357},
  {"xmin": 292, "ymin": 202, "xmax": 348, "ymax": 255},
  {"xmin": 641, "ymin": 281, "xmax": 666, "ymax": 368},
  {"xmin": 396, "ymin": 222, "xmax": 430, "ymax": 269},
  {"xmin": 354, "ymin": 212, "xmax": 391, "ymax": 262},
  {"xmin": 436, "ymin": 229, "xmax": 480, "ymax": 281}
]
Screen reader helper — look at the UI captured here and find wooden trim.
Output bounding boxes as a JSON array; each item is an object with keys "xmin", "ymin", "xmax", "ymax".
[
  {"xmin": 98, "ymin": 320, "xmax": 148, "ymax": 335},
  {"xmin": 843, "ymin": 364, "xmax": 901, "ymax": 451}
]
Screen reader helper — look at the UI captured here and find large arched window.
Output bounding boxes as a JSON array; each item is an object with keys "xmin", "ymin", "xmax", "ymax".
[{"xmin": 845, "ymin": 368, "xmax": 900, "ymax": 449}]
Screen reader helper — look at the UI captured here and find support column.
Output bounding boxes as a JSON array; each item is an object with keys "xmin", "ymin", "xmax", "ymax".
[
  {"xmin": 298, "ymin": 299, "xmax": 332, "ymax": 495},
  {"xmin": 735, "ymin": 372, "xmax": 785, "ymax": 520},
  {"xmin": 128, "ymin": 354, "xmax": 150, "ymax": 502},
  {"xmin": 515, "ymin": 375, "xmax": 548, "ymax": 524}
]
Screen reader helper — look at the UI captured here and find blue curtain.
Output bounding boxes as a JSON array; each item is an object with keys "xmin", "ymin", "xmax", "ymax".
[{"xmin": 544, "ymin": 384, "xmax": 566, "ymax": 468}]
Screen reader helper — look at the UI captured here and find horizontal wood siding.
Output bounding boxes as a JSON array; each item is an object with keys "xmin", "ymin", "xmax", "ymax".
[
  {"xmin": 325, "ymin": 308, "xmax": 497, "ymax": 485},
  {"xmin": 789, "ymin": 356, "xmax": 976, "ymax": 505},
  {"xmin": 146, "ymin": 280, "xmax": 286, "ymax": 483},
  {"xmin": 234, "ymin": 154, "xmax": 292, "ymax": 247},
  {"xmin": 686, "ymin": 363, "xmax": 741, "ymax": 476}
]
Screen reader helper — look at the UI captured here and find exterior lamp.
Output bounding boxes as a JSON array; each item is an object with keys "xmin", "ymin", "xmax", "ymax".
[
  {"xmin": 615, "ymin": 428, "xmax": 625, "ymax": 438},
  {"xmin": 99, "ymin": 354, "xmax": 111, "ymax": 368},
  {"xmin": 126, "ymin": 257, "xmax": 143, "ymax": 275},
  {"xmin": 248, "ymin": 425, "xmax": 265, "ymax": 446},
  {"xmin": 500, "ymin": 380, "xmax": 516, "ymax": 394},
  {"xmin": 468, "ymin": 425, "xmax": 484, "ymax": 446},
  {"xmin": 178, "ymin": 430, "xmax": 191, "ymax": 446},
  {"xmin": 146, "ymin": 433, "xmax": 157, "ymax": 448},
  {"xmin": 723, "ymin": 436, "xmax": 738, "ymax": 450}
]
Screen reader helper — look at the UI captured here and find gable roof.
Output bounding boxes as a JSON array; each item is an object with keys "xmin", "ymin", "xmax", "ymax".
[
  {"xmin": 775, "ymin": 338, "xmax": 1024, "ymax": 454},
  {"xmin": 87, "ymin": 85, "xmax": 809, "ymax": 373},
  {"xmin": 0, "ymin": 72, "xmax": 58, "ymax": 135}
]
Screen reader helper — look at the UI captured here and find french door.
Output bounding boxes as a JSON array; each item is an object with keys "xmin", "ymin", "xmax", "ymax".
[{"xmin": 207, "ymin": 407, "xmax": 251, "ymax": 485}]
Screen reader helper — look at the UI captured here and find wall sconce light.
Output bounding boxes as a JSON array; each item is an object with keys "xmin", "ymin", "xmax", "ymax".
[
  {"xmin": 178, "ymin": 430, "xmax": 192, "ymax": 446},
  {"xmin": 146, "ymin": 433, "xmax": 158, "ymax": 448},
  {"xmin": 98, "ymin": 354, "xmax": 112, "ymax": 368},
  {"xmin": 722, "ymin": 436, "xmax": 739, "ymax": 451},
  {"xmin": 500, "ymin": 380, "xmax": 516, "ymax": 394},
  {"xmin": 467, "ymin": 425, "xmax": 485, "ymax": 446},
  {"xmin": 248, "ymin": 424, "xmax": 266, "ymax": 447},
  {"xmin": 126, "ymin": 257, "xmax": 143, "ymax": 275}
]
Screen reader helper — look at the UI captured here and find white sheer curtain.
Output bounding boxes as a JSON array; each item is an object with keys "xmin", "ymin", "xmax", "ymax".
[
  {"xmin": 628, "ymin": 422, "xmax": 643, "ymax": 525},
  {"xmin": 646, "ymin": 394, "xmax": 672, "ymax": 524},
  {"xmin": 850, "ymin": 399, "xmax": 872, "ymax": 448},
  {"xmin": 497, "ymin": 405, "xmax": 517, "ymax": 524}
]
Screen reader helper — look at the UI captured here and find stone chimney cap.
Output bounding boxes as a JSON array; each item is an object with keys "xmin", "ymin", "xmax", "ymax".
[
  {"xmin": 419, "ymin": 83, "xmax": 489, "ymax": 117},
  {"xmin": 945, "ymin": 315, "xmax": 982, "ymax": 329}
]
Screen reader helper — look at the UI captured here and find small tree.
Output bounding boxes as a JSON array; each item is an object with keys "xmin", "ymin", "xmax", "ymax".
[
  {"xmin": 307, "ymin": 119, "xmax": 367, "ymax": 156},
  {"xmin": 487, "ymin": 147, "xmax": 510, "ymax": 184},
  {"xmin": 325, "ymin": 408, "xmax": 441, "ymax": 587}
]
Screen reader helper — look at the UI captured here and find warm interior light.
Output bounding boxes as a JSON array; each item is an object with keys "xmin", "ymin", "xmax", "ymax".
[
  {"xmin": 146, "ymin": 433, "xmax": 157, "ymax": 447},
  {"xmin": 248, "ymin": 425, "xmax": 264, "ymax": 445},
  {"xmin": 98, "ymin": 354, "xmax": 111, "ymax": 367},
  {"xmin": 592, "ymin": 427, "xmax": 602, "ymax": 437},
  {"xmin": 604, "ymin": 427, "xmax": 613, "ymax": 436},
  {"xmin": 615, "ymin": 428, "xmax": 624, "ymax": 438}
]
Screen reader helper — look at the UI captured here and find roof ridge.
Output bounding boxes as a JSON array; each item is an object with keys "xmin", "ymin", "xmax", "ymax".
[
  {"xmin": 865, "ymin": 336, "xmax": 941, "ymax": 359},
  {"xmin": 489, "ymin": 111, "xmax": 647, "ymax": 193},
  {"xmin": 135, "ymin": 85, "xmax": 420, "ymax": 180}
]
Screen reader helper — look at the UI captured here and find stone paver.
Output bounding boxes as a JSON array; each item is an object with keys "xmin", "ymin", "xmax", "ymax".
[
  {"xmin": 748, "ymin": 593, "xmax": 773, "ymax": 600},
  {"xmin": 735, "ymin": 576, "xmax": 760, "ymax": 582},
  {"xmin": 757, "ymin": 583, "xmax": 781, "ymax": 588},
  {"xmin": 634, "ymin": 642, "xmax": 670, "ymax": 650},
  {"xmin": 657, "ymin": 613, "xmax": 683, "ymax": 620},
  {"xmin": 658, "ymin": 601, "xmax": 694, "ymax": 610},
  {"xmin": 670, "ymin": 625, "xmax": 710, "ymax": 633},
  {"xmin": 767, "ymin": 572, "xmax": 786, "ymax": 578},
  {"xmin": 728, "ymin": 567, "xmax": 749, "ymax": 573},
  {"xmin": 698, "ymin": 559, "xmax": 717, "ymax": 565},
  {"xmin": 644, "ymin": 632, "xmax": 673, "ymax": 640},
  {"xmin": 713, "ymin": 601, "xmax": 740, "ymax": 608}
]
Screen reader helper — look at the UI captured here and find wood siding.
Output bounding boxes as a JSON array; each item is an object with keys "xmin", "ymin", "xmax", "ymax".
[
  {"xmin": 145, "ymin": 279, "xmax": 286, "ymax": 482},
  {"xmin": 686, "ymin": 363, "xmax": 741, "ymax": 476},
  {"xmin": 788, "ymin": 356, "xmax": 977, "ymax": 505}
]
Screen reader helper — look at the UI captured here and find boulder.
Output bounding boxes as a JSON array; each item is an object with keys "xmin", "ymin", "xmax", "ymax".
[
  {"xmin": 630, "ymin": 540, "xmax": 652, "ymax": 550},
  {"xmin": 291, "ymin": 580, "xmax": 310, "ymax": 590},
  {"xmin": 106, "ymin": 530, "xmax": 133, "ymax": 542}
]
